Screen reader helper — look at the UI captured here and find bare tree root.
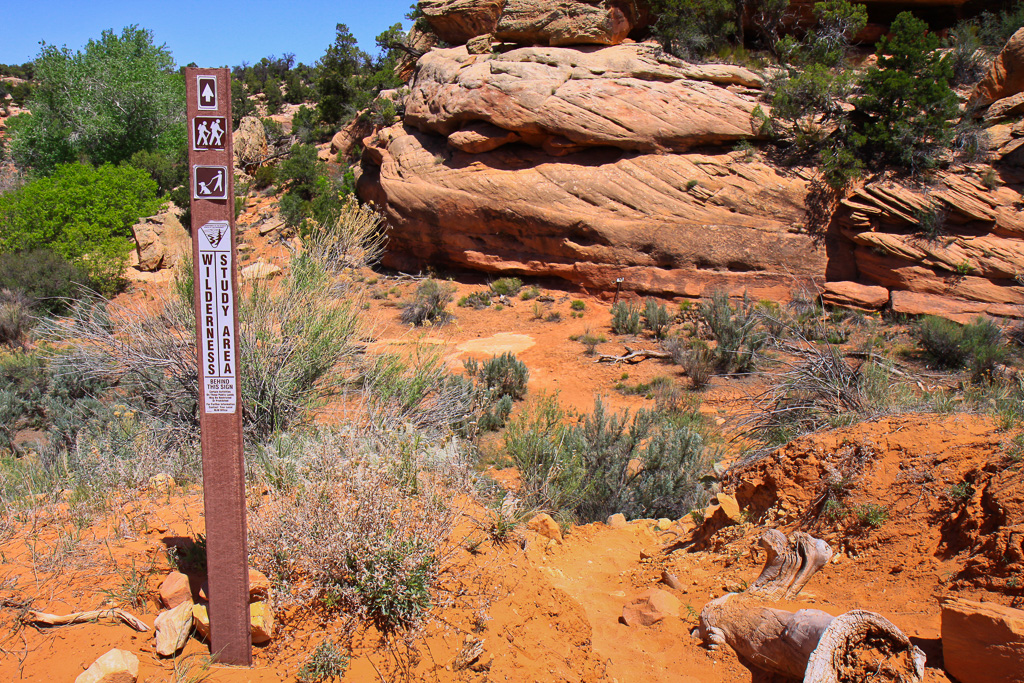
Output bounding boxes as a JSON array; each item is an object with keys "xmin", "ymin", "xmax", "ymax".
[
  {"xmin": 747, "ymin": 529, "xmax": 833, "ymax": 601},
  {"xmin": 23, "ymin": 608, "xmax": 149, "ymax": 631}
]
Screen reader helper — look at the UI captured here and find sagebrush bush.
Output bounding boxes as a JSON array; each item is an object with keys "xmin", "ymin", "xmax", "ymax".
[
  {"xmin": 489, "ymin": 277, "xmax": 523, "ymax": 297},
  {"xmin": 474, "ymin": 352, "xmax": 529, "ymax": 400},
  {"xmin": 699, "ymin": 290, "xmax": 766, "ymax": 373},
  {"xmin": 0, "ymin": 249, "xmax": 89, "ymax": 315},
  {"xmin": 247, "ymin": 429, "xmax": 463, "ymax": 637},
  {"xmin": 41, "ymin": 256, "xmax": 363, "ymax": 444},
  {"xmin": 0, "ymin": 290, "xmax": 32, "ymax": 347},
  {"xmin": 304, "ymin": 196, "xmax": 388, "ymax": 271},
  {"xmin": 400, "ymin": 279, "xmax": 455, "ymax": 326},
  {"xmin": 917, "ymin": 315, "xmax": 1006, "ymax": 380},
  {"xmin": 611, "ymin": 301, "xmax": 642, "ymax": 335},
  {"xmin": 504, "ymin": 395, "xmax": 713, "ymax": 521},
  {"xmin": 642, "ymin": 298, "xmax": 672, "ymax": 339}
]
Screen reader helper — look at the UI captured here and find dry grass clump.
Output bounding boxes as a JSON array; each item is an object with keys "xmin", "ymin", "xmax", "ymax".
[
  {"xmin": 304, "ymin": 196, "xmax": 388, "ymax": 272},
  {"xmin": 247, "ymin": 428, "xmax": 468, "ymax": 640}
]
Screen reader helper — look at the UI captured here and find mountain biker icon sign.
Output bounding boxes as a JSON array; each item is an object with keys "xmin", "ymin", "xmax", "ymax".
[{"xmin": 193, "ymin": 165, "xmax": 228, "ymax": 200}]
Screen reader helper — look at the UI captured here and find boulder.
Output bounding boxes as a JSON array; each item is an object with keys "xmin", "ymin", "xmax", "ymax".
[
  {"xmin": 405, "ymin": 44, "xmax": 765, "ymax": 153},
  {"xmin": 75, "ymin": 649, "xmax": 139, "ymax": 683},
  {"xmin": 494, "ymin": 0, "xmax": 633, "ymax": 47},
  {"xmin": 419, "ymin": 0, "xmax": 647, "ymax": 47},
  {"xmin": 233, "ymin": 116, "xmax": 268, "ymax": 173},
  {"xmin": 360, "ymin": 122, "xmax": 821, "ymax": 300},
  {"xmin": 985, "ymin": 92, "xmax": 1024, "ymax": 122},
  {"xmin": 158, "ymin": 571, "xmax": 192, "ymax": 609},
  {"xmin": 130, "ymin": 206, "xmax": 189, "ymax": 272},
  {"xmin": 941, "ymin": 597, "xmax": 1024, "ymax": 683},
  {"xmin": 448, "ymin": 121, "xmax": 521, "ymax": 153},
  {"xmin": 241, "ymin": 261, "xmax": 282, "ymax": 280},
  {"xmin": 621, "ymin": 588, "xmax": 681, "ymax": 626},
  {"xmin": 527, "ymin": 513, "xmax": 563, "ymax": 542},
  {"xmin": 419, "ymin": 0, "xmax": 504, "ymax": 45},
  {"xmin": 973, "ymin": 28, "xmax": 1024, "ymax": 107},
  {"xmin": 154, "ymin": 599, "xmax": 193, "ymax": 656},
  {"xmin": 822, "ymin": 281, "xmax": 890, "ymax": 311},
  {"xmin": 331, "ymin": 115, "xmax": 374, "ymax": 160}
]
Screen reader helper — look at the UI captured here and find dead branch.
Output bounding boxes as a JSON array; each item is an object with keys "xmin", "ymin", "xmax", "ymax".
[
  {"xmin": 595, "ymin": 346, "xmax": 673, "ymax": 364},
  {"xmin": 23, "ymin": 608, "xmax": 149, "ymax": 632}
]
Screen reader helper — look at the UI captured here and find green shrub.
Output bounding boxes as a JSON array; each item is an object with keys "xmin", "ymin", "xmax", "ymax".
[
  {"xmin": 458, "ymin": 291, "xmax": 492, "ymax": 309},
  {"xmin": 976, "ymin": 2, "xmax": 1024, "ymax": 52},
  {"xmin": 611, "ymin": 301, "xmax": 642, "ymax": 335},
  {"xmin": 917, "ymin": 315, "xmax": 1007, "ymax": 379},
  {"xmin": 489, "ymin": 277, "xmax": 523, "ymax": 297},
  {"xmin": 253, "ymin": 164, "xmax": 277, "ymax": 190},
  {"xmin": 277, "ymin": 144, "xmax": 346, "ymax": 231},
  {"xmin": 504, "ymin": 396, "xmax": 712, "ymax": 521},
  {"xmin": 578, "ymin": 330, "xmax": 607, "ymax": 356},
  {"xmin": 667, "ymin": 338, "xmax": 716, "ymax": 390},
  {"xmin": 400, "ymin": 279, "xmax": 455, "ymax": 326},
  {"xmin": 642, "ymin": 299, "xmax": 672, "ymax": 339},
  {"xmin": 699, "ymin": 291, "xmax": 766, "ymax": 373},
  {"xmin": 855, "ymin": 502, "xmax": 888, "ymax": 528},
  {"xmin": 520, "ymin": 286, "xmax": 541, "ymax": 301},
  {"xmin": 473, "ymin": 352, "xmax": 529, "ymax": 400},
  {"xmin": 128, "ymin": 148, "xmax": 187, "ymax": 197},
  {"xmin": 0, "ymin": 163, "xmax": 160, "ymax": 295},
  {"xmin": 303, "ymin": 196, "xmax": 388, "ymax": 271},
  {"xmin": 650, "ymin": 0, "xmax": 740, "ymax": 59},
  {"xmin": 0, "ymin": 245, "xmax": 82, "ymax": 314},
  {"xmin": 298, "ymin": 639, "xmax": 349, "ymax": 683},
  {"xmin": 570, "ymin": 299, "xmax": 586, "ymax": 311}
]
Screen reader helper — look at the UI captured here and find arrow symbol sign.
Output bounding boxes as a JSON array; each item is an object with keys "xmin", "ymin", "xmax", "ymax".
[{"xmin": 197, "ymin": 75, "xmax": 217, "ymax": 109}]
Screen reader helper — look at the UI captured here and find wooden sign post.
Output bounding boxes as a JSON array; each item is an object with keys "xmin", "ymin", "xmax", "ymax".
[{"xmin": 185, "ymin": 67, "xmax": 252, "ymax": 666}]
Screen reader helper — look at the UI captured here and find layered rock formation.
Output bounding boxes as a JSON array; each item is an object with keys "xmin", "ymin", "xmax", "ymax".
[{"xmin": 358, "ymin": 0, "xmax": 1024, "ymax": 317}]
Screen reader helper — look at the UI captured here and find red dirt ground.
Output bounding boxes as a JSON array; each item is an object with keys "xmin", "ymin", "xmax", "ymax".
[{"xmin": 1, "ymin": 200, "xmax": 1021, "ymax": 682}]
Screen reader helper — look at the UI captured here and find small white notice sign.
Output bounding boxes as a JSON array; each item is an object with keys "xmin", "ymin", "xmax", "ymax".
[{"xmin": 197, "ymin": 220, "xmax": 237, "ymax": 414}]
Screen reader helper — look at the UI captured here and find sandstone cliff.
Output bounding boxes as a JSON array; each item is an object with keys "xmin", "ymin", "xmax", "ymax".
[{"xmin": 358, "ymin": 1, "xmax": 1024, "ymax": 319}]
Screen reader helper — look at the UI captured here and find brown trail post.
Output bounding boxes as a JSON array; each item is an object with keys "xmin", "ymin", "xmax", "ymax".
[{"xmin": 185, "ymin": 67, "xmax": 252, "ymax": 666}]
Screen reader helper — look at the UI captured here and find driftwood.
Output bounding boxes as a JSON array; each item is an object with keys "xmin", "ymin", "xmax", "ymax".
[
  {"xmin": 596, "ymin": 346, "xmax": 673, "ymax": 364},
  {"xmin": 23, "ymin": 608, "xmax": 149, "ymax": 632},
  {"xmin": 698, "ymin": 530, "xmax": 924, "ymax": 683}
]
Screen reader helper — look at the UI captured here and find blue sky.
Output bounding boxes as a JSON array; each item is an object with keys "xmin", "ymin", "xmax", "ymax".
[{"xmin": 0, "ymin": 0, "xmax": 413, "ymax": 68}]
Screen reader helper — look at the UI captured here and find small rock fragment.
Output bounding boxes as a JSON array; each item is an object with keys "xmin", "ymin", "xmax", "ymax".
[
  {"xmin": 528, "ymin": 513, "xmax": 562, "ymax": 542},
  {"xmin": 147, "ymin": 473, "xmax": 175, "ymax": 494},
  {"xmin": 250, "ymin": 601, "xmax": 275, "ymax": 644},
  {"xmin": 158, "ymin": 571, "xmax": 191, "ymax": 609},
  {"xmin": 192, "ymin": 603, "xmax": 210, "ymax": 640},
  {"xmin": 75, "ymin": 648, "xmax": 139, "ymax": 683},
  {"xmin": 155, "ymin": 599, "xmax": 194, "ymax": 656},
  {"xmin": 656, "ymin": 518, "xmax": 672, "ymax": 531},
  {"xmin": 621, "ymin": 588, "xmax": 681, "ymax": 627},
  {"xmin": 660, "ymin": 570, "xmax": 684, "ymax": 591},
  {"xmin": 606, "ymin": 513, "xmax": 627, "ymax": 528},
  {"xmin": 715, "ymin": 493, "xmax": 741, "ymax": 523}
]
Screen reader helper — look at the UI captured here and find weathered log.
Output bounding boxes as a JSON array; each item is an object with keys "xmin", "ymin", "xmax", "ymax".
[
  {"xmin": 747, "ymin": 529, "xmax": 834, "ymax": 601},
  {"xmin": 595, "ymin": 346, "xmax": 673, "ymax": 364},
  {"xmin": 697, "ymin": 529, "xmax": 923, "ymax": 682},
  {"xmin": 23, "ymin": 608, "xmax": 149, "ymax": 632},
  {"xmin": 699, "ymin": 595, "xmax": 925, "ymax": 682}
]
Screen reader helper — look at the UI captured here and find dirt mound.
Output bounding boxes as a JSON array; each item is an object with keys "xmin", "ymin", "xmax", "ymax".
[{"xmin": 721, "ymin": 414, "xmax": 1023, "ymax": 598}]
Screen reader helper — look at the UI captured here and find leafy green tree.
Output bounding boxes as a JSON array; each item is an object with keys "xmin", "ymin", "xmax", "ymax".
[
  {"xmin": 316, "ymin": 24, "xmax": 370, "ymax": 125},
  {"xmin": 231, "ymin": 78, "xmax": 257, "ymax": 127},
  {"xmin": 650, "ymin": 0, "xmax": 740, "ymax": 59},
  {"xmin": 277, "ymin": 144, "xmax": 346, "ymax": 231},
  {"xmin": 803, "ymin": 0, "xmax": 868, "ymax": 67},
  {"xmin": 8, "ymin": 26, "xmax": 185, "ymax": 174},
  {"xmin": 850, "ymin": 12, "xmax": 960, "ymax": 173},
  {"xmin": 0, "ymin": 163, "xmax": 160, "ymax": 293}
]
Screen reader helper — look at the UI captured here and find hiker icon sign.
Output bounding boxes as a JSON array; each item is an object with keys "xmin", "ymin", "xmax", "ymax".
[
  {"xmin": 197, "ymin": 75, "xmax": 217, "ymax": 109},
  {"xmin": 192, "ymin": 116, "xmax": 228, "ymax": 151},
  {"xmin": 193, "ymin": 165, "xmax": 229, "ymax": 200}
]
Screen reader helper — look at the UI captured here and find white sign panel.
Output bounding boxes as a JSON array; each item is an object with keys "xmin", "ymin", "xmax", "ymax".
[{"xmin": 198, "ymin": 221, "xmax": 237, "ymax": 414}]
